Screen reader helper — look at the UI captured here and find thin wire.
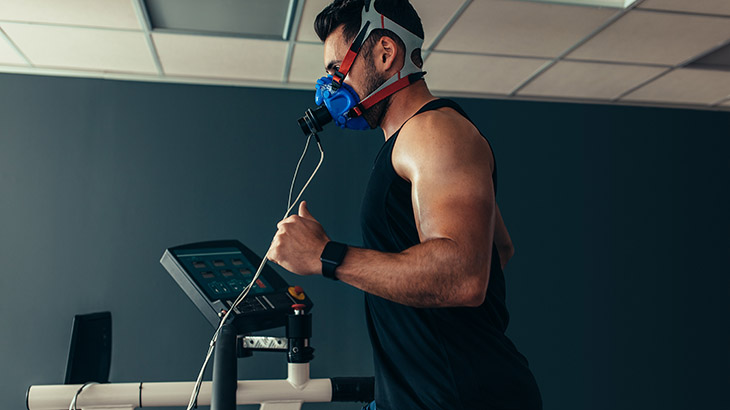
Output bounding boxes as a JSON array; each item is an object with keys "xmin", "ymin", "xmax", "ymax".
[
  {"xmin": 185, "ymin": 134, "xmax": 325, "ymax": 410},
  {"xmin": 288, "ymin": 134, "xmax": 312, "ymax": 209},
  {"xmin": 69, "ymin": 382, "xmax": 98, "ymax": 410}
]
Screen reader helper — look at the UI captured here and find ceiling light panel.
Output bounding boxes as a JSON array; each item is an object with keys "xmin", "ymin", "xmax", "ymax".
[
  {"xmin": 144, "ymin": 0, "xmax": 296, "ymax": 40},
  {"xmin": 0, "ymin": 0, "xmax": 140, "ymax": 30},
  {"xmin": 425, "ymin": 52, "xmax": 549, "ymax": 94},
  {"xmin": 518, "ymin": 61, "xmax": 667, "ymax": 99},
  {"xmin": 567, "ymin": 10, "xmax": 730, "ymax": 66},
  {"xmin": 1, "ymin": 23, "xmax": 156, "ymax": 73},
  {"xmin": 153, "ymin": 33, "xmax": 288, "ymax": 81},
  {"xmin": 638, "ymin": 0, "xmax": 730, "ymax": 16},
  {"xmin": 0, "ymin": 32, "xmax": 27, "ymax": 66},
  {"xmin": 289, "ymin": 43, "xmax": 325, "ymax": 84},
  {"xmin": 435, "ymin": 0, "xmax": 616, "ymax": 58},
  {"xmin": 622, "ymin": 68, "xmax": 730, "ymax": 105}
]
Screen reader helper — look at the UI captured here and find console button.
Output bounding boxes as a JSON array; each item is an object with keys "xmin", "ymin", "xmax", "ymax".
[{"xmin": 288, "ymin": 286, "xmax": 306, "ymax": 301}]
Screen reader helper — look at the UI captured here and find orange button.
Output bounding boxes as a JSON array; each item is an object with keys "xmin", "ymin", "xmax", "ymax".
[{"xmin": 288, "ymin": 286, "xmax": 306, "ymax": 301}]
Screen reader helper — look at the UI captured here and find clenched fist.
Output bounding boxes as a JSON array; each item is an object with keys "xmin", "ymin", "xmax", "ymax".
[{"xmin": 267, "ymin": 201, "xmax": 330, "ymax": 276}]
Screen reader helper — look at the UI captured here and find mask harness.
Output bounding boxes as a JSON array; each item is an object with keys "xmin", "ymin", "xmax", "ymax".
[{"xmin": 298, "ymin": 0, "xmax": 426, "ymax": 135}]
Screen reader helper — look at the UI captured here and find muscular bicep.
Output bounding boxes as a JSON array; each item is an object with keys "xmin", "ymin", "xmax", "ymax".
[
  {"xmin": 394, "ymin": 111, "xmax": 497, "ymax": 259},
  {"xmin": 412, "ymin": 154, "xmax": 496, "ymax": 246}
]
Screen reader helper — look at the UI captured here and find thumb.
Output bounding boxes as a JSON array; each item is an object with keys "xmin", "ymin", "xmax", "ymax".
[{"xmin": 298, "ymin": 201, "xmax": 315, "ymax": 220}]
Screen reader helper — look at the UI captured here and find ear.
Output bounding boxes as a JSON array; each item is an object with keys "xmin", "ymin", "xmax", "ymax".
[{"xmin": 377, "ymin": 35, "xmax": 400, "ymax": 72}]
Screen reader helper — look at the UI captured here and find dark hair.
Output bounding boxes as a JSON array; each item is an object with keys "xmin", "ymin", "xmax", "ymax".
[{"xmin": 314, "ymin": 0, "xmax": 424, "ymax": 46}]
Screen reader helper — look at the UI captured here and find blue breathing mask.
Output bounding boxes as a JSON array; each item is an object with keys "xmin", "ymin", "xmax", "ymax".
[{"xmin": 315, "ymin": 75, "xmax": 370, "ymax": 131}]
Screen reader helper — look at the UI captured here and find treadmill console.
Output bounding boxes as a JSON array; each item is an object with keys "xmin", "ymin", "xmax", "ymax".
[{"xmin": 160, "ymin": 240, "xmax": 313, "ymax": 334}]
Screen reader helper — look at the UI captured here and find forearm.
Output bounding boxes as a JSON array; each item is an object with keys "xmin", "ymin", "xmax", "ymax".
[{"xmin": 335, "ymin": 238, "xmax": 490, "ymax": 308}]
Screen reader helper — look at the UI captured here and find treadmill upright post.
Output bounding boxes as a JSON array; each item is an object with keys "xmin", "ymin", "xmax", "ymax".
[{"xmin": 211, "ymin": 322, "xmax": 237, "ymax": 410}]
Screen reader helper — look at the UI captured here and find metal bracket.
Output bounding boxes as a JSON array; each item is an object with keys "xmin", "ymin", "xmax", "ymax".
[{"xmin": 240, "ymin": 336, "xmax": 289, "ymax": 352}]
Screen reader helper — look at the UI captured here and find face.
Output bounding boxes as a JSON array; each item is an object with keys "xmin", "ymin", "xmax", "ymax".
[{"xmin": 323, "ymin": 25, "xmax": 390, "ymax": 129}]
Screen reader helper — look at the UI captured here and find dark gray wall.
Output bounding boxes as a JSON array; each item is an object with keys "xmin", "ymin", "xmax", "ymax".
[{"xmin": 1, "ymin": 73, "xmax": 728, "ymax": 410}]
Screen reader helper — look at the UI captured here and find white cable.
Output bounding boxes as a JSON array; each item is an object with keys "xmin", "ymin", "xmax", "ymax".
[
  {"xmin": 288, "ymin": 134, "xmax": 312, "ymax": 209},
  {"xmin": 185, "ymin": 134, "xmax": 325, "ymax": 410},
  {"xmin": 69, "ymin": 382, "xmax": 98, "ymax": 410}
]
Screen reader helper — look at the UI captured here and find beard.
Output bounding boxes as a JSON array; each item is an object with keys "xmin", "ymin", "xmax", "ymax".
[{"xmin": 360, "ymin": 57, "xmax": 391, "ymax": 129}]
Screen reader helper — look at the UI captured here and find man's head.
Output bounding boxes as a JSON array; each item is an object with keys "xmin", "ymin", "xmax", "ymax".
[{"xmin": 314, "ymin": 0, "xmax": 424, "ymax": 128}]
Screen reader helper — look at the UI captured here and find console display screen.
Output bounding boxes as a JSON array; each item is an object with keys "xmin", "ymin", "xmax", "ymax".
[{"xmin": 173, "ymin": 247, "xmax": 273, "ymax": 301}]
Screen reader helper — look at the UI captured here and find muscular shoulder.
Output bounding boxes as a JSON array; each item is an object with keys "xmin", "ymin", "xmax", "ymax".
[{"xmin": 392, "ymin": 107, "xmax": 494, "ymax": 183}]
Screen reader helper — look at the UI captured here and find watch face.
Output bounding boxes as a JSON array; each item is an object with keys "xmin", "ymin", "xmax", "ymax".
[
  {"xmin": 321, "ymin": 242, "xmax": 347, "ymax": 280},
  {"xmin": 322, "ymin": 242, "xmax": 348, "ymax": 263}
]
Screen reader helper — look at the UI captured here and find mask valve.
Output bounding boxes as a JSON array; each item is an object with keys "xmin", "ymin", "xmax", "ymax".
[{"xmin": 298, "ymin": 105, "xmax": 332, "ymax": 136}]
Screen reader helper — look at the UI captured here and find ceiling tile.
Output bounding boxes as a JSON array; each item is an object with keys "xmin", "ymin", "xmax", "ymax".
[
  {"xmin": 289, "ymin": 43, "xmax": 325, "ymax": 84},
  {"xmin": 519, "ymin": 61, "xmax": 666, "ymax": 100},
  {"xmin": 0, "ymin": 30, "xmax": 27, "ymax": 66},
  {"xmin": 297, "ymin": 0, "xmax": 330, "ymax": 42},
  {"xmin": 411, "ymin": 0, "xmax": 464, "ymax": 50},
  {"xmin": 424, "ymin": 52, "xmax": 549, "ymax": 94},
  {"xmin": 2, "ymin": 23, "xmax": 156, "ymax": 73},
  {"xmin": 0, "ymin": 0, "xmax": 140, "ymax": 30},
  {"xmin": 638, "ymin": 0, "xmax": 730, "ymax": 16},
  {"xmin": 296, "ymin": 0, "xmax": 462, "ymax": 50},
  {"xmin": 528, "ymin": 0, "xmax": 637, "ymax": 7},
  {"xmin": 622, "ymin": 68, "xmax": 730, "ymax": 105},
  {"xmin": 435, "ymin": 0, "xmax": 616, "ymax": 58},
  {"xmin": 567, "ymin": 10, "xmax": 730, "ymax": 65},
  {"xmin": 153, "ymin": 33, "xmax": 288, "ymax": 82}
]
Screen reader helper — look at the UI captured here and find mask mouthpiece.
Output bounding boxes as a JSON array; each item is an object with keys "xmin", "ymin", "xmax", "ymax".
[{"xmin": 298, "ymin": 105, "xmax": 332, "ymax": 136}]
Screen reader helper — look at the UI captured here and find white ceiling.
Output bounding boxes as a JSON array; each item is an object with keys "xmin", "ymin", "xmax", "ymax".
[{"xmin": 0, "ymin": 0, "xmax": 729, "ymax": 112}]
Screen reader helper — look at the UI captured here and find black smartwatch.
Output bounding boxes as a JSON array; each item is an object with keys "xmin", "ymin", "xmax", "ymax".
[{"xmin": 320, "ymin": 241, "xmax": 348, "ymax": 281}]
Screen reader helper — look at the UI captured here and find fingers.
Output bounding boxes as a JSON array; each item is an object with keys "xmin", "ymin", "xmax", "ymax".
[
  {"xmin": 267, "ymin": 235, "xmax": 280, "ymax": 263},
  {"xmin": 277, "ymin": 214, "xmax": 299, "ymax": 230},
  {"xmin": 298, "ymin": 201, "xmax": 314, "ymax": 220}
]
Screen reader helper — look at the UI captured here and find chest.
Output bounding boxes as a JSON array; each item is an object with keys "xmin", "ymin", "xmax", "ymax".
[{"xmin": 360, "ymin": 137, "xmax": 421, "ymax": 252}]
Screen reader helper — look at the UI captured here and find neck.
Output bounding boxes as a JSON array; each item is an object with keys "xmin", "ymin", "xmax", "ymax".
[{"xmin": 379, "ymin": 81, "xmax": 436, "ymax": 140}]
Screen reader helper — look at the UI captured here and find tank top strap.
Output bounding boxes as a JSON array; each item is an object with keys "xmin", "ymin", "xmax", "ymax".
[
  {"xmin": 391, "ymin": 98, "xmax": 484, "ymax": 143},
  {"xmin": 391, "ymin": 99, "xmax": 454, "ymax": 139}
]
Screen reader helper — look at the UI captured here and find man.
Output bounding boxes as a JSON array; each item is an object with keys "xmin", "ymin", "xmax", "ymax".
[{"xmin": 268, "ymin": 0, "xmax": 542, "ymax": 408}]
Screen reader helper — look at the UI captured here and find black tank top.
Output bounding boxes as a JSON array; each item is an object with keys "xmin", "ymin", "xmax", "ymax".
[{"xmin": 360, "ymin": 99, "xmax": 542, "ymax": 410}]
